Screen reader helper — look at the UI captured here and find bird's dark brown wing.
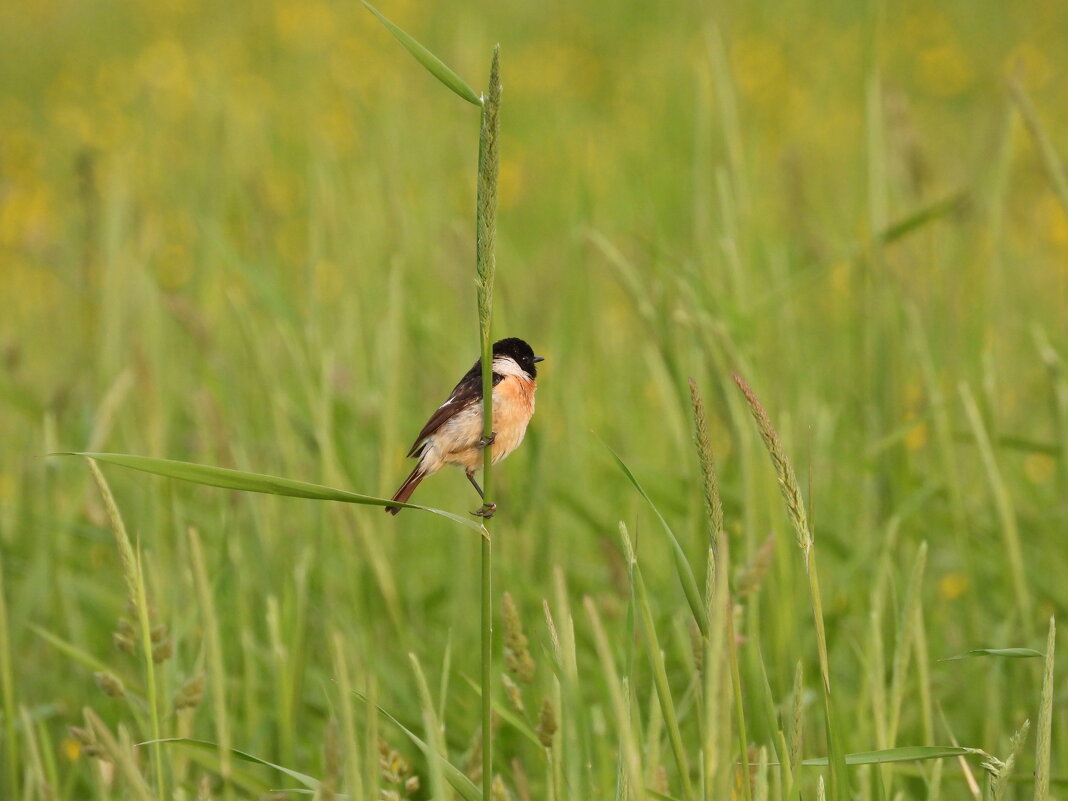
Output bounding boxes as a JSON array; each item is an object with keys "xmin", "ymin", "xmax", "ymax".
[{"xmin": 405, "ymin": 361, "xmax": 504, "ymax": 457}]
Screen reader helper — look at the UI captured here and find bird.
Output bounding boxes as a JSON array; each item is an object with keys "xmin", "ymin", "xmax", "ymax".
[{"xmin": 385, "ymin": 337, "xmax": 543, "ymax": 516}]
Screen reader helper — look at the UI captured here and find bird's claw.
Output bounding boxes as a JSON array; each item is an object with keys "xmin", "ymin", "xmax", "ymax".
[
  {"xmin": 471, "ymin": 503, "xmax": 497, "ymax": 519},
  {"xmin": 477, "ymin": 433, "xmax": 497, "ymax": 449}
]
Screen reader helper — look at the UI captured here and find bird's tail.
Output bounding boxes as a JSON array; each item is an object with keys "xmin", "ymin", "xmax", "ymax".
[{"xmin": 384, "ymin": 465, "xmax": 426, "ymax": 515}]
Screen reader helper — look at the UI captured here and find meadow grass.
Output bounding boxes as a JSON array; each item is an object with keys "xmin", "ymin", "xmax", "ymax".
[{"xmin": 2, "ymin": 0, "xmax": 1068, "ymax": 798}]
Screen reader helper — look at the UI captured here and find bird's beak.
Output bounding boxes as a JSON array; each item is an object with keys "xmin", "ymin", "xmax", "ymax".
[{"xmin": 533, "ymin": 355, "xmax": 545, "ymax": 363}]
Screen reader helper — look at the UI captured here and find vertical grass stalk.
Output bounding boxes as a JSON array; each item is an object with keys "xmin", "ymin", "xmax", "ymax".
[
  {"xmin": 0, "ymin": 553, "xmax": 17, "ymax": 801},
  {"xmin": 476, "ymin": 47, "xmax": 502, "ymax": 800},
  {"xmin": 1034, "ymin": 617, "xmax": 1055, "ymax": 801},
  {"xmin": 732, "ymin": 375, "xmax": 849, "ymax": 801},
  {"xmin": 87, "ymin": 461, "xmax": 165, "ymax": 801}
]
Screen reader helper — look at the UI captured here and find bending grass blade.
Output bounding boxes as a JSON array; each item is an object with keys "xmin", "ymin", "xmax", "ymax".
[
  {"xmin": 618, "ymin": 527, "xmax": 696, "ymax": 801},
  {"xmin": 603, "ymin": 441, "xmax": 709, "ymax": 637},
  {"xmin": 876, "ymin": 192, "xmax": 969, "ymax": 245},
  {"xmin": 1009, "ymin": 77, "xmax": 1068, "ymax": 214},
  {"xmin": 142, "ymin": 738, "xmax": 318, "ymax": 790},
  {"xmin": 958, "ymin": 384, "xmax": 1033, "ymax": 630},
  {"xmin": 360, "ymin": 1, "xmax": 481, "ymax": 106},
  {"xmin": 797, "ymin": 746, "xmax": 984, "ymax": 767},
  {"xmin": 938, "ymin": 648, "xmax": 1044, "ymax": 662},
  {"xmin": 58, "ymin": 452, "xmax": 483, "ymax": 532},
  {"xmin": 352, "ymin": 691, "xmax": 482, "ymax": 801}
]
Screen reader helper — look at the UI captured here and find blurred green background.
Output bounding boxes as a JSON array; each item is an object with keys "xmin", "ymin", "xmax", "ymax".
[{"xmin": 2, "ymin": 0, "xmax": 1068, "ymax": 797}]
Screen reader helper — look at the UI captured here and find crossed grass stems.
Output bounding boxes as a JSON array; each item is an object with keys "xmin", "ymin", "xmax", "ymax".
[{"xmin": 59, "ymin": 8, "xmax": 1059, "ymax": 801}]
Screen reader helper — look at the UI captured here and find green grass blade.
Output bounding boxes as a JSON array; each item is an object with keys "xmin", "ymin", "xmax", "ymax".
[
  {"xmin": 799, "ymin": 746, "xmax": 983, "ymax": 767},
  {"xmin": 143, "ymin": 738, "xmax": 319, "ymax": 788},
  {"xmin": 938, "ymin": 649, "xmax": 1044, "ymax": 662},
  {"xmin": 361, "ymin": 1, "xmax": 481, "ymax": 106},
  {"xmin": 876, "ymin": 192, "xmax": 968, "ymax": 245},
  {"xmin": 59, "ymin": 452, "xmax": 483, "ymax": 531},
  {"xmin": 29, "ymin": 625, "xmax": 143, "ymax": 695},
  {"xmin": 459, "ymin": 673, "xmax": 543, "ymax": 749},
  {"xmin": 352, "ymin": 691, "xmax": 482, "ymax": 801},
  {"xmin": 603, "ymin": 442, "xmax": 709, "ymax": 637},
  {"xmin": 618, "ymin": 528, "xmax": 695, "ymax": 801},
  {"xmin": 1035, "ymin": 617, "xmax": 1055, "ymax": 801}
]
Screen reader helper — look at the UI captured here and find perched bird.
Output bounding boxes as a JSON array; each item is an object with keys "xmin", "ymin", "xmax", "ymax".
[{"xmin": 385, "ymin": 337, "xmax": 543, "ymax": 516}]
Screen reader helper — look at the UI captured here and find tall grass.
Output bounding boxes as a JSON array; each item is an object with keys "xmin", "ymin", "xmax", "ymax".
[{"xmin": 2, "ymin": 0, "xmax": 1067, "ymax": 799}]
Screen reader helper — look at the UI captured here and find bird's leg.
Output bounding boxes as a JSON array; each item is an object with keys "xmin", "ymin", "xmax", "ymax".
[
  {"xmin": 466, "ymin": 470, "xmax": 485, "ymax": 498},
  {"xmin": 477, "ymin": 432, "xmax": 496, "ymax": 449},
  {"xmin": 466, "ymin": 469, "xmax": 497, "ymax": 518}
]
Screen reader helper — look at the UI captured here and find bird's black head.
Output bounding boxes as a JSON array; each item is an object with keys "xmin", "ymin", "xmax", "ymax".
[{"xmin": 493, "ymin": 337, "xmax": 544, "ymax": 379}]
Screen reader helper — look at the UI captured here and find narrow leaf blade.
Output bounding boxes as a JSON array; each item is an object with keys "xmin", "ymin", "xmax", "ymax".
[
  {"xmin": 58, "ymin": 453, "xmax": 483, "ymax": 532},
  {"xmin": 361, "ymin": 1, "xmax": 481, "ymax": 106},
  {"xmin": 142, "ymin": 738, "xmax": 319, "ymax": 788},
  {"xmin": 602, "ymin": 442, "xmax": 709, "ymax": 636},
  {"xmin": 938, "ymin": 648, "xmax": 1044, "ymax": 662},
  {"xmin": 800, "ymin": 746, "xmax": 981, "ymax": 767}
]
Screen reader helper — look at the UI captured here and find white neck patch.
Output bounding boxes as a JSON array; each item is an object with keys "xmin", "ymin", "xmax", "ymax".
[{"xmin": 493, "ymin": 355, "xmax": 531, "ymax": 379}]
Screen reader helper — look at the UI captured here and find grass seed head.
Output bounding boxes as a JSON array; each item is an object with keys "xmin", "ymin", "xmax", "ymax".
[
  {"xmin": 502, "ymin": 591, "xmax": 535, "ymax": 683},
  {"xmin": 94, "ymin": 671, "xmax": 126, "ymax": 699},
  {"xmin": 536, "ymin": 696, "xmax": 557, "ymax": 748},
  {"xmin": 732, "ymin": 374, "xmax": 813, "ymax": 557},
  {"xmin": 173, "ymin": 673, "xmax": 205, "ymax": 711}
]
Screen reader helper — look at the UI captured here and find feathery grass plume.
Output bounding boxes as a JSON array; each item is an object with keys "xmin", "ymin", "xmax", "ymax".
[
  {"xmin": 476, "ymin": 47, "xmax": 501, "ymax": 348},
  {"xmin": 94, "ymin": 670, "xmax": 126, "ymax": 699},
  {"xmin": 87, "ymin": 460, "xmax": 165, "ymax": 801},
  {"xmin": 536, "ymin": 696, "xmax": 557, "ymax": 748},
  {"xmin": 474, "ymin": 49, "xmax": 503, "ymax": 801},
  {"xmin": 730, "ymin": 375, "xmax": 811, "ymax": 557},
  {"xmin": 982, "ymin": 719, "xmax": 1029, "ymax": 801},
  {"xmin": 1035, "ymin": 617, "xmax": 1055, "ymax": 801},
  {"xmin": 173, "ymin": 674, "xmax": 205, "ymax": 711},
  {"xmin": 688, "ymin": 378, "xmax": 724, "ymax": 567},
  {"xmin": 731, "ymin": 374, "xmax": 847, "ymax": 801},
  {"xmin": 502, "ymin": 592, "xmax": 535, "ymax": 684}
]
